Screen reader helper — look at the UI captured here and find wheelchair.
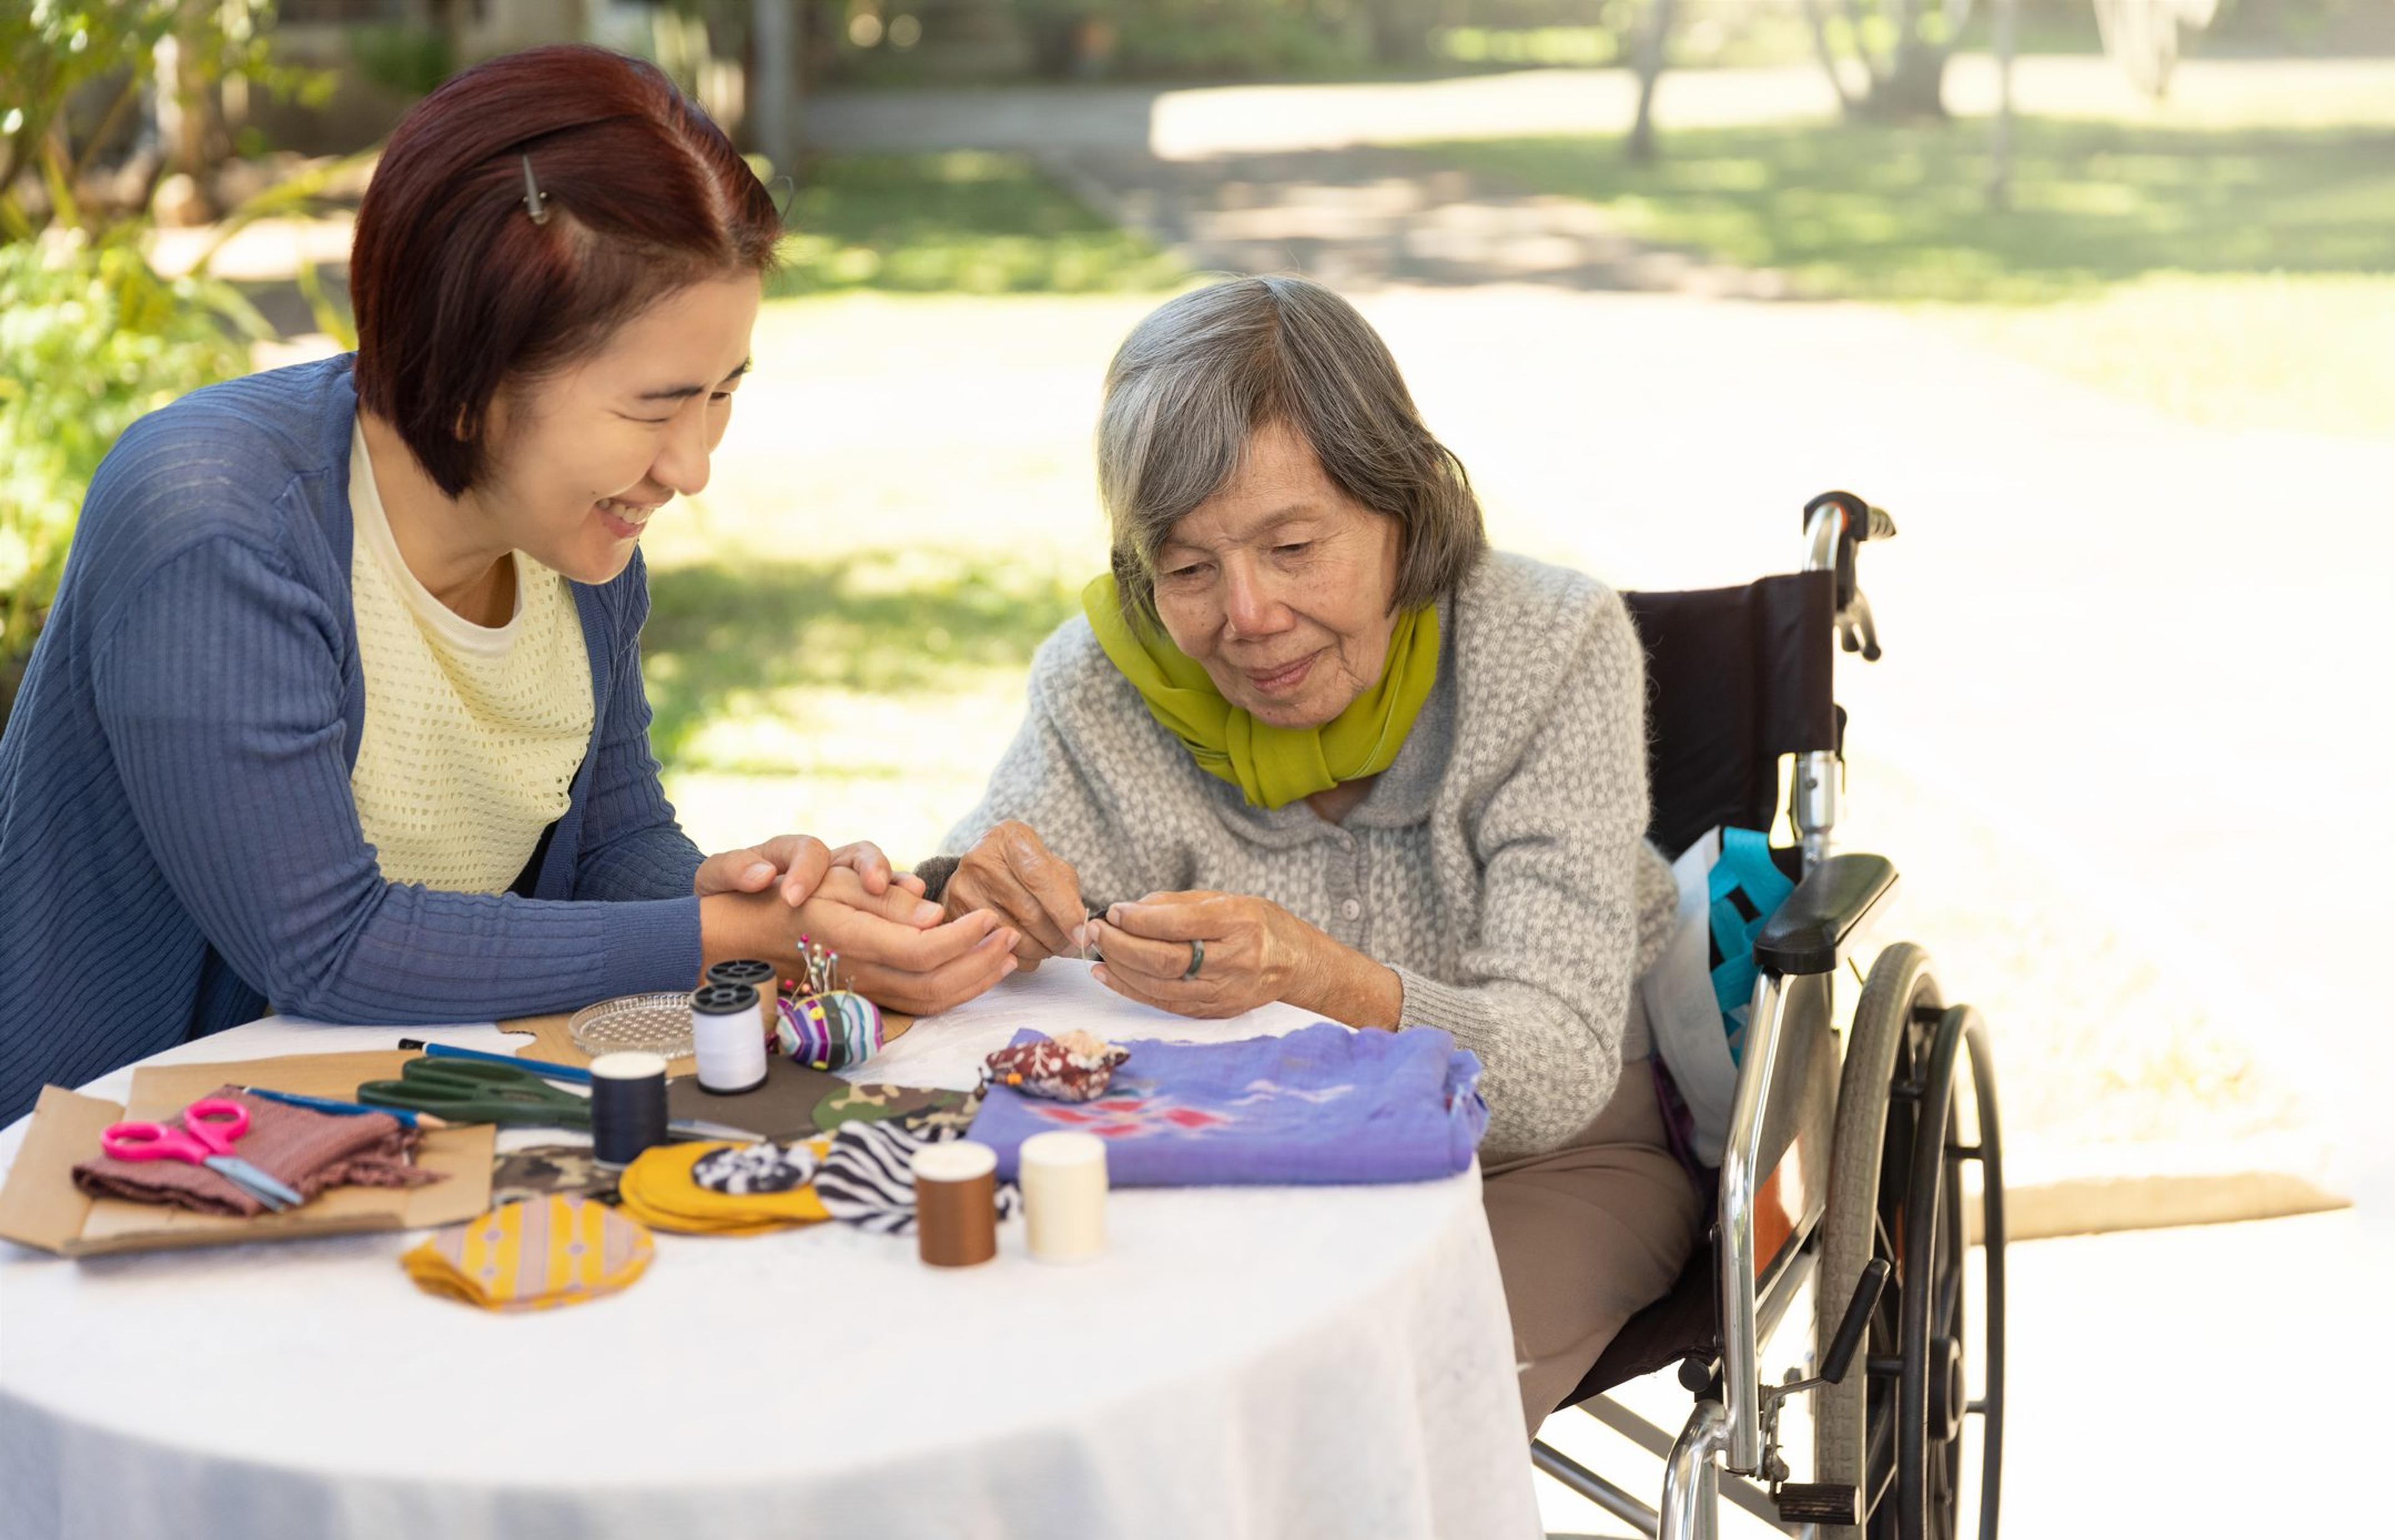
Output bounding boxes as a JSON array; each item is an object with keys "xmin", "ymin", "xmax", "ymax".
[{"xmin": 1530, "ymin": 493, "xmax": 2006, "ymax": 1539}]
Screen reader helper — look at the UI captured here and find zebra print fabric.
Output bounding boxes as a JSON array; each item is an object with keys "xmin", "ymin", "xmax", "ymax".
[{"xmin": 815, "ymin": 1116, "xmax": 1021, "ymax": 1236}]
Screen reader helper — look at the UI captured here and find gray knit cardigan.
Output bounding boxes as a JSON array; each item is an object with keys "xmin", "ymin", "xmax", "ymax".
[{"xmin": 939, "ymin": 550, "xmax": 1676, "ymax": 1163}]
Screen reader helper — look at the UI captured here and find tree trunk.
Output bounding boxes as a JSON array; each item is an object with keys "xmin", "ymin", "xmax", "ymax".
[
  {"xmin": 1987, "ymin": 0, "xmax": 2017, "ymax": 207},
  {"xmin": 1627, "ymin": 0, "xmax": 1678, "ymax": 163},
  {"xmin": 1859, "ymin": 33, "xmax": 1950, "ymax": 119},
  {"xmin": 750, "ymin": 0, "xmax": 800, "ymax": 178}
]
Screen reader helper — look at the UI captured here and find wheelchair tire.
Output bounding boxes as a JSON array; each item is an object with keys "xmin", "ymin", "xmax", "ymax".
[{"xmin": 1812, "ymin": 944, "xmax": 2005, "ymax": 1540}]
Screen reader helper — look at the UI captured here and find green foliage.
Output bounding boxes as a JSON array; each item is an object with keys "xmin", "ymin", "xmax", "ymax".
[
  {"xmin": 0, "ymin": 4, "xmax": 322, "ymax": 711},
  {"xmin": 1, "ymin": 1, "xmax": 322, "ymax": 240},
  {"xmin": 347, "ymin": 24, "xmax": 455, "ymax": 99},
  {"xmin": 767, "ymin": 153, "xmax": 1184, "ymax": 297},
  {"xmin": 0, "ymin": 235, "xmax": 263, "ymax": 679}
]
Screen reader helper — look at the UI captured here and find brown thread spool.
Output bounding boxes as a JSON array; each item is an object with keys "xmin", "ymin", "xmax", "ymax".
[{"xmin": 912, "ymin": 1141, "xmax": 999, "ymax": 1267}]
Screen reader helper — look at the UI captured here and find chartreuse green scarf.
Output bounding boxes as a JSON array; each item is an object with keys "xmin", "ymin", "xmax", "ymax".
[{"xmin": 1081, "ymin": 574, "xmax": 1441, "ymax": 811}]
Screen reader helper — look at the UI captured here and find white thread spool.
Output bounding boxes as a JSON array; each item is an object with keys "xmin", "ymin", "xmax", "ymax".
[
  {"xmin": 1018, "ymin": 1131, "xmax": 1107, "ymax": 1264},
  {"xmin": 690, "ymin": 983, "xmax": 768, "ymax": 1094},
  {"xmin": 705, "ymin": 959, "xmax": 778, "ymax": 1044}
]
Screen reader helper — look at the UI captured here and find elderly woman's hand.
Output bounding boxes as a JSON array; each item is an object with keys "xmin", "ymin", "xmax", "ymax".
[
  {"xmin": 944, "ymin": 820, "xmax": 1089, "ymax": 971},
  {"xmin": 1086, "ymin": 891, "xmax": 1402, "ymax": 1026}
]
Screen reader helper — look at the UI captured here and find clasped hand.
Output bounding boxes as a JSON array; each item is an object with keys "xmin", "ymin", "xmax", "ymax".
[{"xmin": 697, "ymin": 834, "xmax": 1019, "ymax": 1015}]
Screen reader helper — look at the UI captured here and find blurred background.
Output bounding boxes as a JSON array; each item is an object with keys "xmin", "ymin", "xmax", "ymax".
[{"xmin": 3, "ymin": 2, "xmax": 2386, "ymax": 1528}]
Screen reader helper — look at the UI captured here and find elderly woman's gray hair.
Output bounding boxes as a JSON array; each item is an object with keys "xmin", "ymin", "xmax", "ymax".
[{"xmin": 1097, "ymin": 275, "xmax": 1486, "ymax": 627}]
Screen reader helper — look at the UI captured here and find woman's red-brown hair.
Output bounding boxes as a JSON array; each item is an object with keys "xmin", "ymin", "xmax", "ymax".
[{"xmin": 350, "ymin": 45, "xmax": 781, "ymax": 496}]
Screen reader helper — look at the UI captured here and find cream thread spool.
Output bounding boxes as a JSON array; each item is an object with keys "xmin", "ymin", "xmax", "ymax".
[
  {"xmin": 705, "ymin": 959, "xmax": 778, "ymax": 1044},
  {"xmin": 589, "ymin": 1051, "xmax": 669, "ymax": 1168},
  {"xmin": 912, "ymin": 1141, "xmax": 999, "ymax": 1267},
  {"xmin": 1018, "ymin": 1131, "xmax": 1107, "ymax": 1264},
  {"xmin": 690, "ymin": 982, "xmax": 768, "ymax": 1094}
]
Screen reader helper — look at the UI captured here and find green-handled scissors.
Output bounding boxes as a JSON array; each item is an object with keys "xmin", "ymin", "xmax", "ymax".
[{"xmin": 356, "ymin": 1057, "xmax": 594, "ymax": 1129}]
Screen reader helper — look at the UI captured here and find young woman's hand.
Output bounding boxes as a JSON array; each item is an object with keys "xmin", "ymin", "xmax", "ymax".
[
  {"xmin": 702, "ymin": 867, "xmax": 1018, "ymax": 1015},
  {"xmin": 694, "ymin": 835, "xmax": 926, "ymax": 908},
  {"xmin": 796, "ymin": 868, "xmax": 1020, "ymax": 1015},
  {"xmin": 944, "ymin": 820, "xmax": 1088, "ymax": 971}
]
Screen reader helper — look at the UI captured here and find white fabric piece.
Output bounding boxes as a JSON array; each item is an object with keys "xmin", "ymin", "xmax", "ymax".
[
  {"xmin": 1642, "ymin": 827, "xmax": 1739, "ymax": 1166},
  {"xmin": 0, "ymin": 966, "xmax": 1538, "ymax": 1540}
]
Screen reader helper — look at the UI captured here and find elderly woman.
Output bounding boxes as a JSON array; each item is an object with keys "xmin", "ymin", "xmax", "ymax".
[{"xmin": 922, "ymin": 275, "xmax": 1703, "ymax": 1429}]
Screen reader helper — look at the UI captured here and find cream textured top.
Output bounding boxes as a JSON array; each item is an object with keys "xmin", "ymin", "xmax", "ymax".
[{"xmin": 347, "ymin": 417, "xmax": 594, "ymax": 893}]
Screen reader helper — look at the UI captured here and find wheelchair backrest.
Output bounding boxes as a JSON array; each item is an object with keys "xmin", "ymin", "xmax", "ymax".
[{"xmin": 1624, "ymin": 571, "xmax": 1839, "ymax": 863}]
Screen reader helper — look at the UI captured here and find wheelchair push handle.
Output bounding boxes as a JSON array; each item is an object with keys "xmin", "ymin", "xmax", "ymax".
[
  {"xmin": 1802, "ymin": 490, "xmax": 1894, "ymax": 662},
  {"xmin": 1804, "ymin": 490, "xmax": 1897, "ymax": 544}
]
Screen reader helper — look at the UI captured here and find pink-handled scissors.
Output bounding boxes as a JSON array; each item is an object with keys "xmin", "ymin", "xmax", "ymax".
[{"xmin": 100, "ymin": 1098, "xmax": 307, "ymax": 1211}]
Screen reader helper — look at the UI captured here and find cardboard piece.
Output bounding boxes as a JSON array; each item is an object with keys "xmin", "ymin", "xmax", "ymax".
[
  {"xmin": 0, "ymin": 1052, "xmax": 494, "ymax": 1259},
  {"xmin": 498, "ymin": 1002, "xmax": 916, "ymax": 1083}
]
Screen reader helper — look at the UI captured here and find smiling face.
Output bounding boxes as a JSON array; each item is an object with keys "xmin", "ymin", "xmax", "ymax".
[
  {"xmin": 1149, "ymin": 419, "xmax": 1405, "ymax": 731},
  {"xmin": 468, "ymin": 271, "xmax": 762, "ymax": 585}
]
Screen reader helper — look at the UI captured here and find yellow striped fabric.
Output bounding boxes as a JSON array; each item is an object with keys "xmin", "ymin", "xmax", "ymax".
[{"xmin": 403, "ymin": 1195, "xmax": 654, "ymax": 1312}]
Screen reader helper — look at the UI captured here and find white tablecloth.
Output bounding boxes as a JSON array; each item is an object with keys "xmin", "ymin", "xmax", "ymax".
[{"xmin": 0, "ymin": 962, "xmax": 1537, "ymax": 1540}]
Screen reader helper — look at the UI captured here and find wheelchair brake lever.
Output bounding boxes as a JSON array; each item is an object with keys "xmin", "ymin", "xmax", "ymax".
[
  {"xmin": 1761, "ymin": 1257, "xmax": 1891, "ymax": 1408},
  {"xmin": 1838, "ymin": 589, "xmax": 1884, "ymax": 663}
]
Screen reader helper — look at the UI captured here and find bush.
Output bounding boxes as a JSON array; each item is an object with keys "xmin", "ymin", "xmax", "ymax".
[{"xmin": 0, "ymin": 236, "xmax": 259, "ymax": 715}]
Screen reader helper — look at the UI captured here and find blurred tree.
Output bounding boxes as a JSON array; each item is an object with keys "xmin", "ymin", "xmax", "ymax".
[
  {"xmin": 1799, "ymin": 0, "xmax": 1972, "ymax": 118},
  {"xmin": 0, "ymin": 2, "xmax": 327, "ymax": 730},
  {"xmin": 2093, "ymin": 0, "xmax": 2223, "ymax": 97},
  {"xmin": 1626, "ymin": 0, "xmax": 1676, "ymax": 160}
]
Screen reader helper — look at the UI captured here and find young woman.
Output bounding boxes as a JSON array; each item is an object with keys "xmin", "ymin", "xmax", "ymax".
[{"xmin": 0, "ymin": 46, "xmax": 1020, "ymax": 1123}]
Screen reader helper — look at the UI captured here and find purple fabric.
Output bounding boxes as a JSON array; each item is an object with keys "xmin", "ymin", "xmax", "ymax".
[{"xmin": 968, "ymin": 1024, "xmax": 1489, "ymax": 1186}]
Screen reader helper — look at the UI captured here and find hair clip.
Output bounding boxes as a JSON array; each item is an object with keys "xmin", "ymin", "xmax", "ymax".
[{"xmin": 520, "ymin": 153, "xmax": 549, "ymax": 226}]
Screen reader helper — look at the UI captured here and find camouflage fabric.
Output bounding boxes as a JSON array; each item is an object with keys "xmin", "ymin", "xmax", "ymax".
[
  {"xmin": 491, "ymin": 1144, "xmax": 621, "ymax": 1206},
  {"xmin": 811, "ymin": 1082, "xmax": 969, "ymax": 1132}
]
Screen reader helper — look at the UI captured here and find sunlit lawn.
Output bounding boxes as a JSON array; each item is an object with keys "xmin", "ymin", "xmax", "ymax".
[
  {"xmin": 768, "ymin": 151, "xmax": 1186, "ymax": 297},
  {"xmin": 1424, "ymin": 117, "xmax": 2395, "ymax": 435}
]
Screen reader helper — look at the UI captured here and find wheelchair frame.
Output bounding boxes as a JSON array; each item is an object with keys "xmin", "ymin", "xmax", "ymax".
[{"xmin": 1530, "ymin": 495, "xmax": 2005, "ymax": 1540}]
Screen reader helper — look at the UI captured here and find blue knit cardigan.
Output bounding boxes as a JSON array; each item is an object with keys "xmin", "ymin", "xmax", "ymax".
[{"xmin": 0, "ymin": 356, "xmax": 707, "ymax": 1123}]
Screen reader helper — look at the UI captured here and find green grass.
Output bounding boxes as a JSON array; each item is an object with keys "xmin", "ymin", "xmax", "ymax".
[
  {"xmin": 1423, "ymin": 117, "xmax": 2395, "ymax": 433},
  {"xmin": 1427, "ymin": 118, "xmax": 2395, "ymax": 303},
  {"xmin": 642, "ymin": 549, "xmax": 1081, "ymax": 773},
  {"xmin": 768, "ymin": 152, "xmax": 1186, "ymax": 297}
]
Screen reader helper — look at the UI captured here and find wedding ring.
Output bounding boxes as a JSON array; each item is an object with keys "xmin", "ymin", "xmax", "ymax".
[{"xmin": 1181, "ymin": 938, "xmax": 1205, "ymax": 981}]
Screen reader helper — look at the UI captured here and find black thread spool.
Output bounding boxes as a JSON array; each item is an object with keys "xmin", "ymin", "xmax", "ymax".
[{"xmin": 589, "ymin": 1051, "xmax": 670, "ymax": 1167}]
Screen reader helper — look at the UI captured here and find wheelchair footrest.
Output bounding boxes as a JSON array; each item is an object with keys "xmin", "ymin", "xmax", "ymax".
[{"xmin": 1775, "ymin": 1483, "xmax": 1861, "ymax": 1525}]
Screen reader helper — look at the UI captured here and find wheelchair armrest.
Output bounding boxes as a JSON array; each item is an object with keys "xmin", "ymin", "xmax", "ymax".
[{"xmin": 1752, "ymin": 853, "xmax": 1898, "ymax": 976}]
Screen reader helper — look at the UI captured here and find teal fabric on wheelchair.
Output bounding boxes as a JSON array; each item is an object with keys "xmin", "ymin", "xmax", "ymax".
[{"xmin": 1708, "ymin": 827, "xmax": 1796, "ymax": 1065}]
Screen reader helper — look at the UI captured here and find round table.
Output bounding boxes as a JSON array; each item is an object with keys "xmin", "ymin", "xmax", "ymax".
[{"xmin": 0, "ymin": 962, "xmax": 1537, "ymax": 1540}]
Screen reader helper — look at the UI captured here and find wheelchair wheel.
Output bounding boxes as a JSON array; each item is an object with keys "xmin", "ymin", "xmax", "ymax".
[{"xmin": 1814, "ymin": 944, "xmax": 2005, "ymax": 1540}]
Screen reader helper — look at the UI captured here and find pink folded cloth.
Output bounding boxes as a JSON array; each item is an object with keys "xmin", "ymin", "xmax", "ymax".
[{"xmin": 72, "ymin": 1085, "xmax": 442, "ymax": 1217}]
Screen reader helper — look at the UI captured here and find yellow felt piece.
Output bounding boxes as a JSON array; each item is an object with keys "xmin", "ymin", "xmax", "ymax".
[
  {"xmin": 615, "ymin": 1140, "xmax": 833, "ymax": 1236},
  {"xmin": 402, "ymin": 1195, "xmax": 653, "ymax": 1312}
]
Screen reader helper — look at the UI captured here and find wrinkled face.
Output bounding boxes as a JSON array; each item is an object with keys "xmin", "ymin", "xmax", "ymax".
[
  {"xmin": 475, "ymin": 271, "xmax": 761, "ymax": 584},
  {"xmin": 1150, "ymin": 419, "xmax": 1404, "ymax": 731}
]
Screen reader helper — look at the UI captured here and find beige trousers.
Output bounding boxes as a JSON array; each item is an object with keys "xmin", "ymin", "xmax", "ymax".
[{"xmin": 1483, "ymin": 1054, "xmax": 1705, "ymax": 1433}]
